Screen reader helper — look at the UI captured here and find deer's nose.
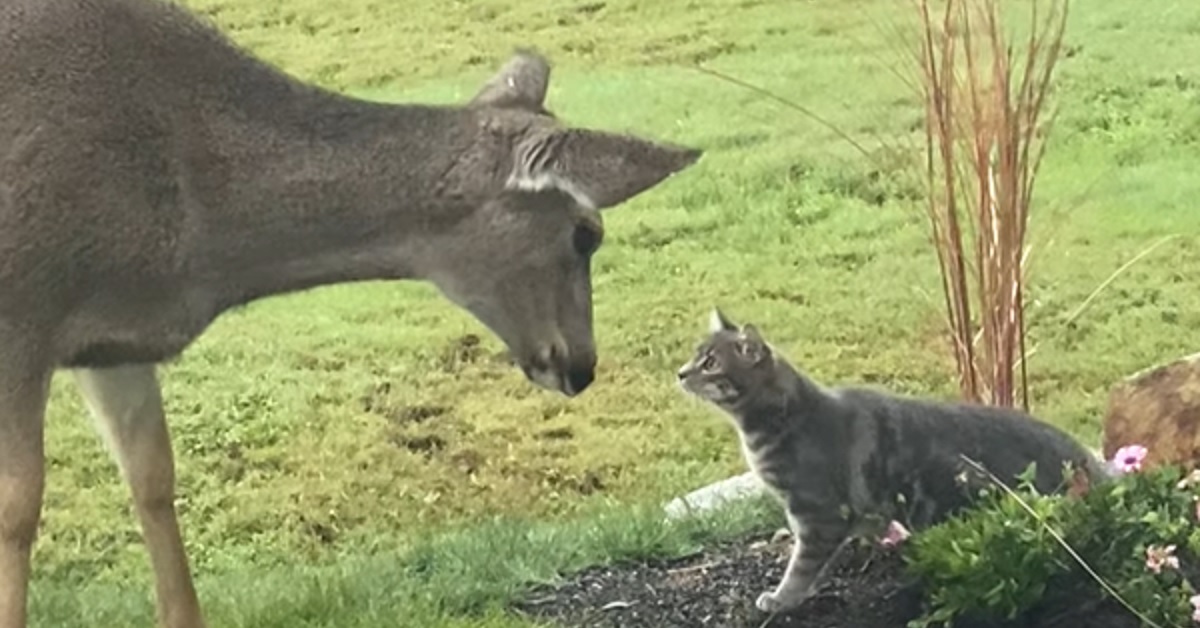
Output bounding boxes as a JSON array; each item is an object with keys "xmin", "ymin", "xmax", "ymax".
[{"xmin": 566, "ymin": 366, "xmax": 595, "ymax": 396}]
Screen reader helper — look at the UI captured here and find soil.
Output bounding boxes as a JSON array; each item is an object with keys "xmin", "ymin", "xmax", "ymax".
[{"xmin": 512, "ymin": 532, "xmax": 1143, "ymax": 628}]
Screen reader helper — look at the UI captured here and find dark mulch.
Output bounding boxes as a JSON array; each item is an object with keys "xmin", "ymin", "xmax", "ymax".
[{"xmin": 513, "ymin": 532, "xmax": 1144, "ymax": 628}]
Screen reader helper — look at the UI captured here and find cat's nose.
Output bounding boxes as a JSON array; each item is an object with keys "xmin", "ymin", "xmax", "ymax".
[{"xmin": 676, "ymin": 366, "xmax": 689, "ymax": 380}]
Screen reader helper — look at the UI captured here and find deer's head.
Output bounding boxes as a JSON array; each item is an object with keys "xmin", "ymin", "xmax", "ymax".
[{"xmin": 422, "ymin": 50, "xmax": 701, "ymax": 397}]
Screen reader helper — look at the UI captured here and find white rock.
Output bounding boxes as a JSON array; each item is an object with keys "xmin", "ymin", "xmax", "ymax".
[{"xmin": 663, "ymin": 471, "xmax": 767, "ymax": 520}]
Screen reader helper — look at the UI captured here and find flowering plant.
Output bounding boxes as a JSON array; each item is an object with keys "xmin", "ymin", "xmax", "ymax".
[
  {"xmin": 1110, "ymin": 444, "xmax": 1149, "ymax": 475},
  {"xmin": 880, "ymin": 520, "xmax": 912, "ymax": 549},
  {"xmin": 905, "ymin": 445, "xmax": 1200, "ymax": 627}
]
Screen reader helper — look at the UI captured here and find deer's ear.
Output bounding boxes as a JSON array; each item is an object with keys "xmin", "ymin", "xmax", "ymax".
[
  {"xmin": 506, "ymin": 129, "xmax": 702, "ymax": 210},
  {"xmin": 470, "ymin": 49, "xmax": 551, "ymax": 111}
]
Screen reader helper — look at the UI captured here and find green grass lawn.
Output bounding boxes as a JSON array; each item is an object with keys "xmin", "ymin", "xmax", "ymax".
[{"xmin": 30, "ymin": 0, "xmax": 1200, "ymax": 626}]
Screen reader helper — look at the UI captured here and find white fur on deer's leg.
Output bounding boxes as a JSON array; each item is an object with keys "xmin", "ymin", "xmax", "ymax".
[
  {"xmin": 0, "ymin": 368, "xmax": 50, "ymax": 628},
  {"xmin": 74, "ymin": 366, "xmax": 205, "ymax": 628}
]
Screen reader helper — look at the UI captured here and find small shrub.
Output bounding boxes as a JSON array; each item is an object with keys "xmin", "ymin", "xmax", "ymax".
[
  {"xmin": 908, "ymin": 0, "xmax": 1070, "ymax": 410},
  {"xmin": 906, "ymin": 446, "xmax": 1200, "ymax": 627}
]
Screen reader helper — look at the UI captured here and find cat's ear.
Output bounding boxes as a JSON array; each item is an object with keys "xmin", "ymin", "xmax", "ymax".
[
  {"xmin": 709, "ymin": 308, "xmax": 737, "ymax": 334},
  {"xmin": 737, "ymin": 324, "xmax": 771, "ymax": 363}
]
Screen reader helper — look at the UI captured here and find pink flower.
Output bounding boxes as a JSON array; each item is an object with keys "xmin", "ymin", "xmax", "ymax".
[
  {"xmin": 879, "ymin": 520, "xmax": 911, "ymax": 549},
  {"xmin": 1145, "ymin": 544, "xmax": 1179, "ymax": 574},
  {"xmin": 1109, "ymin": 445, "xmax": 1148, "ymax": 475},
  {"xmin": 1189, "ymin": 593, "xmax": 1200, "ymax": 623}
]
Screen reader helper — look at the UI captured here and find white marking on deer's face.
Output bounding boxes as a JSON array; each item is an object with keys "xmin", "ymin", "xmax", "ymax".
[{"xmin": 427, "ymin": 49, "xmax": 702, "ymax": 397}]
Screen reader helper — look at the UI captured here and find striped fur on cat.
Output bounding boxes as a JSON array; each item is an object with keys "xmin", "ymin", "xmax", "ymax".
[{"xmin": 676, "ymin": 308, "xmax": 1107, "ymax": 614}]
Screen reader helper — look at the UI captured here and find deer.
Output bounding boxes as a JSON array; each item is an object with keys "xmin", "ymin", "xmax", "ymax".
[{"xmin": 0, "ymin": 0, "xmax": 703, "ymax": 625}]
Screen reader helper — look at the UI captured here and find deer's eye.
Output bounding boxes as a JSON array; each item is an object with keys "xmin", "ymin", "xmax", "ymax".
[{"xmin": 573, "ymin": 224, "xmax": 602, "ymax": 256}]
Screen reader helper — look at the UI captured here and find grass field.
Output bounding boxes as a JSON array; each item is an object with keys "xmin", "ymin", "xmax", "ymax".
[{"xmin": 29, "ymin": 0, "xmax": 1200, "ymax": 626}]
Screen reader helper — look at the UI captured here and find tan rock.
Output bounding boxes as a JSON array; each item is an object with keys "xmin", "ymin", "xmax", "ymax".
[{"xmin": 1103, "ymin": 352, "xmax": 1200, "ymax": 470}]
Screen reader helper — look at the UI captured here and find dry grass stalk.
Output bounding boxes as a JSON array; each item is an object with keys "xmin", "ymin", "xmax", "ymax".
[{"xmin": 913, "ymin": 0, "xmax": 1068, "ymax": 409}]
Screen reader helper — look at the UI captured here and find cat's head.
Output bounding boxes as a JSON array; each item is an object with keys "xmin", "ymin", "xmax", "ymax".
[{"xmin": 677, "ymin": 308, "xmax": 774, "ymax": 409}]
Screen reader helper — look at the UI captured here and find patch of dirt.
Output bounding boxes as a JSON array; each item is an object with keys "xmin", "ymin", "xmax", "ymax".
[
  {"xmin": 514, "ymin": 533, "xmax": 921, "ymax": 628},
  {"xmin": 540, "ymin": 468, "xmax": 606, "ymax": 496},
  {"xmin": 449, "ymin": 449, "xmax": 484, "ymax": 475},
  {"xmin": 537, "ymin": 427, "xmax": 575, "ymax": 441},
  {"xmin": 439, "ymin": 334, "xmax": 483, "ymax": 372},
  {"xmin": 754, "ymin": 287, "xmax": 808, "ymax": 306},
  {"xmin": 393, "ymin": 434, "xmax": 447, "ymax": 457},
  {"xmin": 513, "ymin": 532, "xmax": 1144, "ymax": 628},
  {"xmin": 361, "ymin": 382, "xmax": 452, "ymax": 426},
  {"xmin": 392, "ymin": 404, "xmax": 449, "ymax": 425},
  {"xmin": 299, "ymin": 517, "xmax": 338, "ymax": 545}
]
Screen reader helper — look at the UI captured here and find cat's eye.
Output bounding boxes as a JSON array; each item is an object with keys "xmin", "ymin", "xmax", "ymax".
[{"xmin": 700, "ymin": 354, "xmax": 719, "ymax": 372}]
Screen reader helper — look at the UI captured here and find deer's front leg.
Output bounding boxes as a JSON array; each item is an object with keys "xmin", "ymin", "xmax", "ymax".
[
  {"xmin": 0, "ymin": 368, "xmax": 50, "ymax": 628},
  {"xmin": 75, "ymin": 365, "xmax": 205, "ymax": 628},
  {"xmin": 756, "ymin": 514, "xmax": 850, "ymax": 614}
]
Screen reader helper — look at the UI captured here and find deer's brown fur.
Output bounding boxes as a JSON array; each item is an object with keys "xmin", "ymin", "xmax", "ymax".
[{"xmin": 0, "ymin": 0, "xmax": 701, "ymax": 625}]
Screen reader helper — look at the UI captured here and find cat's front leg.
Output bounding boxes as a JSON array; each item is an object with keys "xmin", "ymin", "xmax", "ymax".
[{"xmin": 756, "ymin": 516, "xmax": 850, "ymax": 614}]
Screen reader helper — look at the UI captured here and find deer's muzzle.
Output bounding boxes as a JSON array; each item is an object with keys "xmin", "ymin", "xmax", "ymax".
[{"xmin": 521, "ymin": 342, "xmax": 595, "ymax": 397}]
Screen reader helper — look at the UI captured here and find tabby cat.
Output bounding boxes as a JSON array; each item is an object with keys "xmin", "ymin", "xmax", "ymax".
[{"xmin": 676, "ymin": 309, "xmax": 1107, "ymax": 614}]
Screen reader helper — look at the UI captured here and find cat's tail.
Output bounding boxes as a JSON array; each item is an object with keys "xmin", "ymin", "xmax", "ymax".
[{"xmin": 1081, "ymin": 447, "xmax": 1115, "ymax": 484}]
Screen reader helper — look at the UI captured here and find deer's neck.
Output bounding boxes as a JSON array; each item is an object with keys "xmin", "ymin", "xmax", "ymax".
[{"xmin": 190, "ymin": 89, "xmax": 479, "ymax": 308}]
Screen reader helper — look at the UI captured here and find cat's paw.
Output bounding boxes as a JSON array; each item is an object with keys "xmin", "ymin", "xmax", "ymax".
[
  {"xmin": 755, "ymin": 591, "xmax": 780, "ymax": 613},
  {"xmin": 756, "ymin": 589, "xmax": 808, "ymax": 614}
]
